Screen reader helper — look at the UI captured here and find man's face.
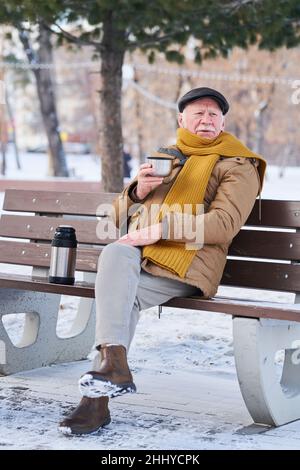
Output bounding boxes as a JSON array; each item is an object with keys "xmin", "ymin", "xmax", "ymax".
[{"xmin": 178, "ymin": 97, "xmax": 225, "ymax": 139}]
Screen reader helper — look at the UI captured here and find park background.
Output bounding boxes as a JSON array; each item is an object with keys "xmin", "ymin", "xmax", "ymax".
[{"xmin": 0, "ymin": 0, "xmax": 299, "ymax": 450}]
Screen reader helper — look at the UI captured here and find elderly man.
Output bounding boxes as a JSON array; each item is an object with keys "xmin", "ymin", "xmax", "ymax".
[{"xmin": 59, "ymin": 87, "xmax": 266, "ymax": 435}]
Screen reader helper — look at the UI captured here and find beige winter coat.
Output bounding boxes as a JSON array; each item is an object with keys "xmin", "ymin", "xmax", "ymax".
[{"xmin": 112, "ymin": 153, "xmax": 261, "ymax": 298}]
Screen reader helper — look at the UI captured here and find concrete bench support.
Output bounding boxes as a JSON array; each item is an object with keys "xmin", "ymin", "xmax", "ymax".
[
  {"xmin": 233, "ymin": 313, "xmax": 300, "ymax": 426},
  {"xmin": 0, "ymin": 288, "xmax": 95, "ymax": 375}
]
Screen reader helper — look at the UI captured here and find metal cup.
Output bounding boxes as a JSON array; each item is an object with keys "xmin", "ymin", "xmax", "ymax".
[{"xmin": 147, "ymin": 157, "xmax": 173, "ymax": 177}]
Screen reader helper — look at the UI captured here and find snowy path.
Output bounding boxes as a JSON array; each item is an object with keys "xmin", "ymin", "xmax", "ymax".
[
  {"xmin": 1, "ymin": 356, "xmax": 300, "ymax": 450},
  {"xmin": 1, "ymin": 304, "xmax": 300, "ymax": 450}
]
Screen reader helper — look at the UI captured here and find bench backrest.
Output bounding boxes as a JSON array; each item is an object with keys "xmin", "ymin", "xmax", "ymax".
[
  {"xmin": 0, "ymin": 189, "xmax": 118, "ymax": 273},
  {"xmin": 225, "ymin": 200, "xmax": 300, "ymax": 293},
  {"xmin": 0, "ymin": 190, "xmax": 299, "ymax": 294}
]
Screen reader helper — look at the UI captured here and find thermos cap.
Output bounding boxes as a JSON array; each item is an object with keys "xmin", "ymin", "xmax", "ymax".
[
  {"xmin": 52, "ymin": 225, "xmax": 77, "ymax": 248},
  {"xmin": 56, "ymin": 225, "xmax": 75, "ymax": 231}
]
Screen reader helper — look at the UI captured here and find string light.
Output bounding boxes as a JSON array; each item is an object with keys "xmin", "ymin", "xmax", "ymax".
[
  {"xmin": 0, "ymin": 60, "xmax": 297, "ymax": 86},
  {"xmin": 126, "ymin": 79, "xmax": 177, "ymax": 109},
  {"xmin": 1, "ymin": 59, "xmax": 297, "ymax": 109},
  {"xmin": 133, "ymin": 63, "xmax": 298, "ymax": 86},
  {"xmin": 0, "ymin": 60, "xmax": 97, "ymax": 70}
]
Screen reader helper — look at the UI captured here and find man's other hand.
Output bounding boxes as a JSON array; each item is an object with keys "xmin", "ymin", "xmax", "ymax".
[{"xmin": 117, "ymin": 223, "xmax": 162, "ymax": 246}]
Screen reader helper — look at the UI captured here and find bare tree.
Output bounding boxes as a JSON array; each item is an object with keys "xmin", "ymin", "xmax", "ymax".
[
  {"xmin": 18, "ymin": 24, "xmax": 69, "ymax": 176},
  {"xmin": 5, "ymin": 86, "xmax": 21, "ymax": 169}
]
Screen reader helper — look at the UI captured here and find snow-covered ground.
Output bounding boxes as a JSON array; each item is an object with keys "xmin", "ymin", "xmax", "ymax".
[
  {"xmin": 0, "ymin": 146, "xmax": 140, "ymax": 182},
  {"xmin": 0, "ymin": 150, "xmax": 299, "ymax": 449}
]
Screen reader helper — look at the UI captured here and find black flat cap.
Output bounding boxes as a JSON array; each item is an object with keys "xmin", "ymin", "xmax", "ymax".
[{"xmin": 178, "ymin": 87, "xmax": 229, "ymax": 115}]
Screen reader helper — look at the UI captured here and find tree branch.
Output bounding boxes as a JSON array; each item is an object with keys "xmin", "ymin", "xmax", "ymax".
[
  {"xmin": 128, "ymin": 1, "xmax": 256, "ymax": 51},
  {"xmin": 222, "ymin": 0, "xmax": 262, "ymax": 15},
  {"xmin": 129, "ymin": 30, "xmax": 188, "ymax": 50},
  {"xmin": 46, "ymin": 22, "xmax": 104, "ymax": 50},
  {"xmin": 17, "ymin": 25, "xmax": 39, "ymax": 65}
]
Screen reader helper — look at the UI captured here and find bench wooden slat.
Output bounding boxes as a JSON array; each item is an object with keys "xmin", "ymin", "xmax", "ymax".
[
  {"xmin": 3, "ymin": 191, "xmax": 300, "ymax": 229},
  {"xmin": 0, "ymin": 239, "xmax": 299, "ymax": 291},
  {"xmin": 0, "ymin": 240, "xmax": 101, "ymax": 272},
  {"xmin": 229, "ymin": 230, "xmax": 300, "ymax": 261},
  {"xmin": 1, "ymin": 216, "xmax": 299, "ymax": 260},
  {"xmin": 222, "ymin": 259, "xmax": 300, "ymax": 292},
  {"xmin": 246, "ymin": 200, "xmax": 300, "ymax": 228},
  {"xmin": 0, "ymin": 215, "xmax": 118, "ymax": 245},
  {"xmin": 0, "ymin": 273, "xmax": 95, "ymax": 297},
  {"xmin": 0, "ymin": 272, "xmax": 299, "ymax": 319},
  {"xmin": 3, "ymin": 189, "xmax": 118, "ymax": 216},
  {"xmin": 163, "ymin": 296, "xmax": 300, "ymax": 323}
]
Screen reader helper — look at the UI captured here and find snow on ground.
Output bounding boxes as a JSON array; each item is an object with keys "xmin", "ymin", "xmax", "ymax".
[
  {"xmin": 0, "ymin": 151, "xmax": 299, "ymax": 449},
  {"xmin": 0, "ymin": 145, "xmax": 140, "ymax": 182}
]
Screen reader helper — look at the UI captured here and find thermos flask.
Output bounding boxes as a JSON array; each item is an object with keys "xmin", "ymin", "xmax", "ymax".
[{"xmin": 49, "ymin": 225, "xmax": 77, "ymax": 285}]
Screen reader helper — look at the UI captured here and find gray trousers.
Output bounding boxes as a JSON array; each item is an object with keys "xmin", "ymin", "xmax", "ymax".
[{"xmin": 94, "ymin": 242, "xmax": 201, "ymax": 353}]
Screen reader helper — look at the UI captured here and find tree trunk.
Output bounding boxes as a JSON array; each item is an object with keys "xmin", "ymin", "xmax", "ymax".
[
  {"xmin": 0, "ymin": 120, "xmax": 6, "ymax": 175},
  {"xmin": 133, "ymin": 68, "xmax": 144, "ymax": 165},
  {"xmin": 18, "ymin": 24, "xmax": 69, "ymax": 177},
  {"xmin": 0, "ymin": 143, "xmax": 6, "ymax": 175},
  {"xmin": 254, "ymin": 101, "xmax": 268, "ymax": 155},
  {"xmin": 5, "ymin": 86, "xmax": 21, "ymax": 170},
  {"xmin": 98, "ymin": 16, "xmax": 125, "ymax": 192}
]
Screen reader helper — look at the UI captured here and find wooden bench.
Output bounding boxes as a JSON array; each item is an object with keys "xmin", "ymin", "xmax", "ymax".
[
  {"xmin": 0, "ymin": 189, "xmax": 118, "ymax": 376},
  {"xmin": 0, "ymin": 189, "xmax": 299, "ymax": 428}
]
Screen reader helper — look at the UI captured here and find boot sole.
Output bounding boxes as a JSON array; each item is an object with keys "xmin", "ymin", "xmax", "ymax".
[
  {"xmin": 78, "ymin": 373, "xmax": 137, "ymax": 399},
  {"xmin": 58, "ymin": 416, "xmax": 111, "ymax": 436}
]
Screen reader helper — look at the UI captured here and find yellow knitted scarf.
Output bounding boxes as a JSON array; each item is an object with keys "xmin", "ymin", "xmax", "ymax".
[{"xmin": 143, "ymin": 128, "xmax": 266, "ymax": 278}]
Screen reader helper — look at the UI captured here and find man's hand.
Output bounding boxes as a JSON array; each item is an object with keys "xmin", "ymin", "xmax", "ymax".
[
  {"xmin": 136, "ymin": 163, "xmax": 164, "ymax": 200},
  {"xmin": 117, "ymin": 223, "xmax": 162, "ymax": 246}
]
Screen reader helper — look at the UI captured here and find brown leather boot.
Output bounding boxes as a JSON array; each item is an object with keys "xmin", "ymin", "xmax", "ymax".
[
  {"xmin": 58, "ymin": 396, "xmax": 111, "ymax": 435},
  {"xmin": 78, "ymin": 345, "xmax": 136, "ymax": 399}
]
